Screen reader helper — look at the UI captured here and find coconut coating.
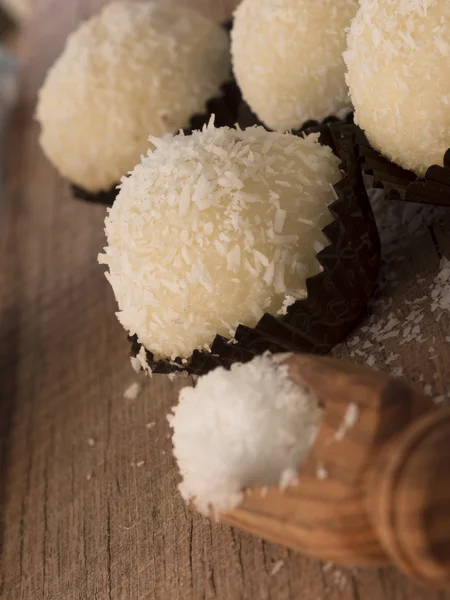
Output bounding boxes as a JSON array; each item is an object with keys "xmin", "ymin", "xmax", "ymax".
[
  {"xmin": 98, "ymin": 123, "xmax": 341, "ymax": 361},
  {"xmin": 345, "ymin": 0, "xmax": 450, "ymax": 176},
  {"xmin": 36, "ymin": 1, "xmax": 230, "ymax": 192},
  {"xmin": 231, "ymin": 0, "xmax": 358, "ymax": 132}
]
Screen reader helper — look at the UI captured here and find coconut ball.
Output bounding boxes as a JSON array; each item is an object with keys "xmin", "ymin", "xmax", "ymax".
[
  {"xmin": 168, "ymin": 353, "xmax": 322, "ymax": 515},
  {"xmin": 231, "ymin": 0, "xmax": 359, "ymax": 132},
  {"xmin": 98, "ymin": 122, "xmax": 341, "ymax": 361},
  {"xmin": 36, "ymin": 1, "xmax": 230, "ymax": 192},
  {"xmin": 345, "ymin": 0, "xmax": 450, "ymax": 176}
]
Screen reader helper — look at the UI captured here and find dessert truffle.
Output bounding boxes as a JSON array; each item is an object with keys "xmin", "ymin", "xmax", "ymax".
[
  {"xmin": 231, "ymin": 0, "xmax": 359, "ymax": 132},
  {"xmin": 168, "ymin": 353, "xmax": 322, "ymax": 515},
  {"xmin": 345, "ymin": 0, "xmax": 450, "ymax": 176},
  {"xmin": 36, "ymin": 1, "xmax": 230, "ymax": 193},
  {"xmin": 98, "ymin": 122, "xmax": 341, "ymax": 362}
]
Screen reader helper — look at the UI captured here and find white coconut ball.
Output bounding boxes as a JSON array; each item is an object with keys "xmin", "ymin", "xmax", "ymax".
[
  {"xmin": 231, "ymin": 0, "xmax": 359, "ymax": 132},
  {"xmin": 98, "ymin": 122, "xmax": 341, "ymax": 361},
  {"xmin": 168, "ymin": 353, "xmax": 322, "ymax": 515},
  {"xmin": 36, "ymin": 1, "xmax": 230, "ymax": 192},
  {"xmin": 345, "ymin": 0, "xmax": 450, "ymax": 176}
]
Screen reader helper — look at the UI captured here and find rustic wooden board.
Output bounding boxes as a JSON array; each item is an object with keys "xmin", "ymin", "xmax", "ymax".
[{"xmin": 0, "ymin": 1, "xmax": 449, "ymax": 599}]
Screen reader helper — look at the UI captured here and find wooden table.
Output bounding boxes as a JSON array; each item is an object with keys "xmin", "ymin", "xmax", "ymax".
[
  {"xmin": 0, "ymin": 1, "xmax": 449, "ymax": 598},
  {"xmin": 0, "ymin": 0, "xmax": 32, "ymax": 23}
]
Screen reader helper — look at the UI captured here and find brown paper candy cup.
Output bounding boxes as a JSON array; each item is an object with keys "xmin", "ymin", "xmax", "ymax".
[
  {"xmin": 351, "ymin": 124, "xmax": 450, "ymax": 208},
  {"xmin": 129, "ymin": 121, "xmax": 381, "ymax": 376},
  {"xmin": 71, "ymin": 183, "xmax": 118, "ymax": 206}
]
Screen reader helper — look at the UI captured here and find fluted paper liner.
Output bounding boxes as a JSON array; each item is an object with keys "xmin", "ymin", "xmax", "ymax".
[
  {"xmin": 351, "ymin": 124, "xmax": 450, "ymax": 208},
  {"xmin": 129, "ymin": 122, "xmax": 381, "ymax": 376},
  {"xmin": 237, "ymin": 99, "xmax": 354, "ymax": 135}
]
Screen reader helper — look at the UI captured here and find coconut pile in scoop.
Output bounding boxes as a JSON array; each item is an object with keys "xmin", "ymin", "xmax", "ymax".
[{"xmin": 168, "ymin": 353, "xmax": 322, "ymax": 516}]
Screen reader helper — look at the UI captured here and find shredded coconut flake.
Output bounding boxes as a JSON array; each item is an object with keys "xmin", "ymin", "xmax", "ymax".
[
  {"xmin": 317, "ymin": 462, "xmax": 328, "ymax": 480},
  {"xmin": 340, "ymin": 187, "xmax": 449, "ymax": 407},
  {"xmin": 270, "ymin": 560, "xmax": 284, "ymax": 576},
  {"xmin": 124, "ymin": 382, "xmax": 142, "ymax": 400},
  {"xmin": 334, "ymin": 403, "xmax": 359, "ymax": 441},
  {"xmin": 168, "ymin": 353, "xmax": 322, "ymax": 515},
  {"xmin": 130, "ymin": 356, "xmax": 141, "ymax": 373},
  {"xmin": 279, "ymin": 467, "xmax": 299, "ymax": 490}
]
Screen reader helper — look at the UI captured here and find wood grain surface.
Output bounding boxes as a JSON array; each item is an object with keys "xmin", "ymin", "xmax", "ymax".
[{"xmin": 0, "ymin": 1, "xmax": 449, "ymax": 599}]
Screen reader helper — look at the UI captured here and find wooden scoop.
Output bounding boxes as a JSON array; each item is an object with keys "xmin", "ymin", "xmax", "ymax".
[{"xmin": 216, "ymin": 355, "xmax": 450, "ymax": 589}]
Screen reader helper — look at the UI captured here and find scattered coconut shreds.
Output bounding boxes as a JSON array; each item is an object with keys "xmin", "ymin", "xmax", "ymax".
[
  {"xmin": 317, "ymin": 462, "xmax": 328, "ymax": 480},
  {"xmin": 130, "ymin": 460, "xmax": 146, "ymax": 467},
  {"xmin": 334, "ymin": 403, "xmax": 359, "ymax": 442},
  {"xmin": 260, "ymin": 486, "xmax": 269, "ymax": 497},
  {"xmin": 123, "ymin": 382, "xmax": 142, "ymax": 400},
  {"xmin": 130, "ymin": 356, "xmax": 141, "ymax": 373},
  {"xmin": 337, "ymin": 187, "xmax": 449, "ymax": 404},
  {"xmin": 99, "ymin": 121, "xmax": 342, "ymax": 363},
  {"xmin": 322, "ymin": 561, "xmax": 334, "ymax": 573},
  {"xmin": 168, "ymin": 371, "xmax": 190, "ymax": 382},
  {"xmin": 133, "ymin": 347, "xmax": 153, "ymax": 376},
  {"xmin": 270, "ymin": 560, "xmax": 284, "ymax": 576},
  {"xmin": 366, "ymin": 355, "xmax": 376, "ymax": 367},
  {"xmin": 391, "ymin": 366, "xmax": 403, "ymax": 378},
  {"xmin": 385, "ymin": 352, "xmax": 399, "ymax": 365},
  {"xmin": 322, "ymin": 562, "xmax": 349, "ymax": 590},
  {"xmin": 434, "ymin": 395, "xmax": 446, "ymax": 405},
  {"xmin": 146, "ymin": 422, "xmax": 155, "ymax": 430},
  {"xmin": 431, "ymin": 257, "xmax": 450, "ymax": 313},
  {"xmin": 87, "ymin": 437, "xmax": 95, "ymax": 447},
  {"xmin": 279, "ymin": 467, "xmax": 299, "ymax": 491},
  {"xmin": 333, "ymin": 569, "xmax": 348, "ymax": 591},
  {"xmin": 168, "ymin": 353, "xmax": 322, "ymax": 516},
  {"xmin": 86, "ymin": 472, "xmax": 93, "ymax": 481}
]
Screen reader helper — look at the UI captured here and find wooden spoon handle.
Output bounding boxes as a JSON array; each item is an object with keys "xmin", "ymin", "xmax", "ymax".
[
  {"xmin": 221, "ymin": 356, "xmax": 434, "ymax": 568},
  {"xmin": 368, "ymin": 407, "xmax": 450, "ymax": 588}
]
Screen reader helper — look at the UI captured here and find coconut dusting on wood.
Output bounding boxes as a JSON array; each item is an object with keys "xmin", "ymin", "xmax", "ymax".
[
  {"xmin": 332, "ymin": 188, "xmax": 450, "ymax": 405},
  {"xmin": 334, "ymin": 403, "xmax": 359, "ymax": 441},
  {"xmin": 168, "ymin": 353, "xmax": 322, "ymax": 516},
  {"xmin": 270, "ymin": 560, "xmax": 284, "ymax": 576},
  {"xmin": 316, "ymin": 462, "xmax": 328, "ymax": 480},
  {"xmin": 123, "ymin": 382, "xmax": 142, "ymax": 400}
]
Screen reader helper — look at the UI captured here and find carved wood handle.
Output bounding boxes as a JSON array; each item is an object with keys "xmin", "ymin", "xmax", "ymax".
[
  {"xmin": 215, "ymin": 355, "xmax": 450, "ymax": 588},
  {"xmin": 368, "ymin": 407, "xmax": 450, "ymax": 588}
]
